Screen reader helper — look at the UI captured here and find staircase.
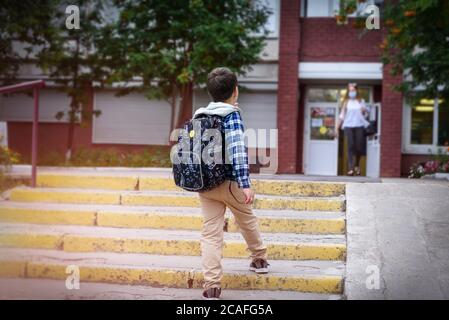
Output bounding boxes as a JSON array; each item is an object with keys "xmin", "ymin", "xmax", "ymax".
[{"xmin": 0, "ymin": 169, "xmax": 347, "ymax": 299}]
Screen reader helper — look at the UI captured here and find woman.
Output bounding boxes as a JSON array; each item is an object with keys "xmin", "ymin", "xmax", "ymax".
[{"xmin": 336, "ymin": 83, "xmax": 369, "ymax": 176}]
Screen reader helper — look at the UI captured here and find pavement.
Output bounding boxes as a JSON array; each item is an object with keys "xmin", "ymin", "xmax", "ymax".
[{"xmin": 345, "ymin": 179, "xmax": 449, "ymax": 299}]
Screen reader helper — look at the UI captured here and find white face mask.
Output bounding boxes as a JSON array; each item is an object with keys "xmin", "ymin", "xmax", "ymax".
[{"xmin": 348, "ymin": 91, "xmax": 357, "ymax": 99}]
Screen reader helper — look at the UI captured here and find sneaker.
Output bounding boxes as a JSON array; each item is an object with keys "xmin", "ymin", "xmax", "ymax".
[
  {"xmin": 249, "ymin": 258, "xmax": 270, "ymax": 274},
  {"xmin": 202, "ymin": 287, "xmax": 221, "ymax": 300}
]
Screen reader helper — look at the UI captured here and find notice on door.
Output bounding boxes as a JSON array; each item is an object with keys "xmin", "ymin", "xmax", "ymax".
[{"xmin": 310, "ymin": 107, "xmax": 336, "ymax": 140}]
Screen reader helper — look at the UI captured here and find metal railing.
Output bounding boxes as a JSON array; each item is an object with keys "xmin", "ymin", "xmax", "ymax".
[{"xmin": 0, "ymin": 80, "xmax": 46, "ymax": 187}]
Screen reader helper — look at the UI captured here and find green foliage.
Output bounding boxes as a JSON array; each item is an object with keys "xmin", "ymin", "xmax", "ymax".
[
  {"xmin": 37, "ymin": 0, "xmax": 108, "ymax": 125},
  {"xmin": 37, "ymin": 147, "xmax": 171, "ymax": 168},
  {"xmin": 2, "ymin": 0, "xmax": 271, "ymax": 152},
  {"xmin": 1, "ymin": 1, "xmax": 107, "ymax": 154},
  {"xmin": 0, "ymin": 137, "xmax": 20, "ymax": 169},
  {"xmin": 100, "ymin": 0, "xmax": 271, "ymax": 123},
  {"xmin": 0, "ymin": 0, "xmax": 59, "ymax": 84},
  {"xmin": 382, "ymin": 0, "xmax": 449, "ymax": 104}
]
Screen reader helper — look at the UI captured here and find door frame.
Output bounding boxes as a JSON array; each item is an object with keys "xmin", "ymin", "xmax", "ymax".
[
  {"xmin": 366, "ymin": 102, "xmax": 382, "ymax": 178},
  {"xmin": 302, "ymin": 85, "xmax": 374, "ymax": 176}
]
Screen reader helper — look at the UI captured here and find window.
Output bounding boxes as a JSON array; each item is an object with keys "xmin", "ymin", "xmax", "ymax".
[
  {"xmin": 308, "ymin": 88, "xmax": 339, "ymax": 102},
  {"xmin": 438, "ymin": 99, "xmax": 449, "ymax": 147},
  {"xmin": 403, "ymin": 97, "xmax": 449, "ymax": 153},
  {"xmin": 307, "ymin": 87, "xmax": 372, "ymax": 104},
  {"xmin": 254, "ymin": 0, "xmax": 279, "ymax": 38},
  {"xmin": 302, "ymin": 0, "xmax": 383, "ymax": 18},
  {"xmin": 264, "ymin": 0, "xmax": 279, "ymax": 37},
  {"xmin": 411, "ymin": 99, "xmax": 434, "ymax": 145}
]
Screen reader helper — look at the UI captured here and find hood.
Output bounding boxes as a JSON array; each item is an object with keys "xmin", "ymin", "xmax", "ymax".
[{"xmin": 193, "ymin": 101, "xmax": 240, "ymax": 118}]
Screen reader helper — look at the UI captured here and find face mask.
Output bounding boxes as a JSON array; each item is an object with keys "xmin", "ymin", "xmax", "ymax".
[{"xmin": 348, "ymin": 91, "xmax": 357, "ymax": 99}]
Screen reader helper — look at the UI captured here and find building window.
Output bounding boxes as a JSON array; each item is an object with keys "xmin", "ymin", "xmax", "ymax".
[
  {"xmin": 302, "ymin": 0, "xmax": 383, "ymax": 18},
  {"xmin": 403, "ymin": 97, "xmax": 449, "ymax": 153},
  {"xmin": 438, "ymin": 99, "xmax": 449, "ymax": 147},
  {"xmin": 411, "ymin": 99, "xmax": 434, "ymax": 145},
  {"xmin": 254, "ymin": 0, "xmax": 279, "ymax": 38}
]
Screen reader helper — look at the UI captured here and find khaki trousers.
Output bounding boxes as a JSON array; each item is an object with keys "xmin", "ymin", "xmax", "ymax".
[{"xmin": 199, "ymin": 179, "xmax": 267, "ymax": 290}]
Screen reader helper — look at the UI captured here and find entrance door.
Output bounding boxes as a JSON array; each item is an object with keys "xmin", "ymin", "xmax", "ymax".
[
  {"xmin": 304, "ymin": 102, "xmax": 339, "ymax": 175},
  {"xmin": 366, "ymin": 103, "xmax": 381, "ymax": 178}
]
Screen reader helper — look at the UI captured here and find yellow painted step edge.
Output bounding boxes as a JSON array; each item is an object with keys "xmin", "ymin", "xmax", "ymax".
[
  {"xmin": 0, "ymin": 207, "xmax": 96, "ymax": 226},
  {"xmin": 37, "ymin": 174, "xmax": 138, "ymax": 190},
  {"xmin": 0, "ymin": 260, "xmax": 27, "ymax": 277},
  {"xmin": 9, "ymin": 189, "xmax": 345, "ymax": 211},
  {"xmin": 0, "ymin": 207, "xmax": 345, "ymax": 234},
  {"xmin": 121, "ymin": 194, "xmax": 345, "ymax": 212},
  {"xmin": 133, "ymin": 177, "xmax": 347, "ymax": 197},
  {"xmin": 98, "ymin": 211, "xmax": 346, "ymax": 235},
  {"xmin": 20, "ymin": 262, "xmax": 343, "ymax": 294},
  {"xmin": 37, "ymin": 174, "xmax": 345, "ymax": 197},
  {"xmin": 9, "ymin": 189, "xmax": 121, "ymax": 205},
  {"xmin": 0, "ymin": 233, "xmax": 346, "ymax": 261}
]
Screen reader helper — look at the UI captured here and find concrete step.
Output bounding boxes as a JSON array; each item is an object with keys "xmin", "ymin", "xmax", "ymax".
[
  {"xmin": 0, "ymin": 202, "xmax": 346, "ymax": 234},
  {"xmin": 35, "ymin": 173, "xmax": 345, "ymax": 197},
  {"xmin": 7, "ymin": 187, "xmax": 346, "ymax": 212},
  {"xmin": 0, "ymin": 223, "xmax": 346, "ymax": 261},
  {"xmin": 0, "ymin": 248, "xmax": 344, "ymax": 294},
  {"xmin": 0, "ymin": 278, "xmax": 342, "ymax": 300}
]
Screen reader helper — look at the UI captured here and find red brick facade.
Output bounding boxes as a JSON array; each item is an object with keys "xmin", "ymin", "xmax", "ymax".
[
  {"xmin": 275, "ymin": 1, "xmax": 408, "ymax": 177},
  {"xmin": 300, "ymin": 18, "xmax": 382, "ymax": 62},
  {"xmin": 276, "ymin": 0, "xmax": 301, "ymax": 173},
  {"xmin": 380, "ymin": 62, "xmax": 403, "ymax": 177}
]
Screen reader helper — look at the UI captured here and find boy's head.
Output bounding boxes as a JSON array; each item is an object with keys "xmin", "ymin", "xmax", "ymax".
[{"xmin": 206, "ymin": 67, "xmax": 238, "ymax": 103}]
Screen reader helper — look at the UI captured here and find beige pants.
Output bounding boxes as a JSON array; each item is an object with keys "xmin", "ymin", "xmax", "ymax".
[{"xmin": 199, "ymin": 179, "xmax": 267, "ymax": 290}]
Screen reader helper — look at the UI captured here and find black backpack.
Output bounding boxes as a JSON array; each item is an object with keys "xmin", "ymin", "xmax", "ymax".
[{"xmin": 171, "ymin": 113, "xmax": 230, "ymax": 192}]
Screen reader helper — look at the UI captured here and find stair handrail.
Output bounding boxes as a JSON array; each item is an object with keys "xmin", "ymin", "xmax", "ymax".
[{"xmin": 0, "ymin": 80, "xmax": 46, "ymax": 187}]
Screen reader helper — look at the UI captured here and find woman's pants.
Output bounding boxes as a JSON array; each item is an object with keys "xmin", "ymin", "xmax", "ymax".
[{"xmin": 344, "ymin": 126, "xmax": 366, "ymax": 170}]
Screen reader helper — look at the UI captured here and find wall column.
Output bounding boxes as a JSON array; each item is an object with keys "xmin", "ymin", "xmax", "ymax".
[{"xmin": 277, "ymin": 0, "xmax": 301, "ymax": 173}]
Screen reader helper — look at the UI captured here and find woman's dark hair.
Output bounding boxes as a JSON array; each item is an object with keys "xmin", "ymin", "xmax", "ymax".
[{"xmin": 206, "ymin": 67, "xmax": 238, "ymax": 102}]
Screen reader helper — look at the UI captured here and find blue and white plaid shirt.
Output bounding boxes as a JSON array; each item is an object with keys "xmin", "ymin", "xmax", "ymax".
[{"xmin": 223, "ymin": 111, "xmax": 251, "ymax": 188}]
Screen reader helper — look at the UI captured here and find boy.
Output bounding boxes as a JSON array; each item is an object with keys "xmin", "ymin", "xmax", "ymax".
[{"xmin": 193, "ymin": 67, "xmax": 269, "ymax": 300}]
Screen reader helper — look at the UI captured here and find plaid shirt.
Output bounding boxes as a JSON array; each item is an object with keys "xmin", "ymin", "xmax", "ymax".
[{"xmin": 223, "ymin": 111, "xmax": 250, "ymax": 188}]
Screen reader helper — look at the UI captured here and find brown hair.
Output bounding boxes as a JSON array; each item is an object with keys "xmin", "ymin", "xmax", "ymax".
[{"xmin": 206, "ymin": 67, "xmax": 238, "ymax": 102}]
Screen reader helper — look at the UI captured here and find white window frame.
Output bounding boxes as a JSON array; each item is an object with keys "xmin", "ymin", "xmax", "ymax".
[
  {"xmin": 402, "ymin": 97, "xmax": 447, "ymax": 154},
  {"xmin": 302, "ymin": 0, "xmax": 381, "ymax": 18}
]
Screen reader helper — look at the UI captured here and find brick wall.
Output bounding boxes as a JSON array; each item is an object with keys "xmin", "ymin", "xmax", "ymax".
[
  {"xmin": 277, "ymin": 0, "xmax": 301, "ymax": 173},
  {"xmin": 381, "ymin": 62, "xmax": 403, "ymax": 177},
  {"xmin": 300, "ymin": 18, "xmax": 382, "ymax": 62}
]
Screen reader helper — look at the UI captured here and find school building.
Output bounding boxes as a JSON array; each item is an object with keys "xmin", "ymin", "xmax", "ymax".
[{"xmin": 1, "ymin": 0, "xmax": 447, "ymax": 177}]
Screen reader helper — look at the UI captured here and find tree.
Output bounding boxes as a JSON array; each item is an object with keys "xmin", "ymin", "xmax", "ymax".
[
  {"xmin": 37, "ymin": 0, "xmax": 111, "ymax": 160},
  {"xmin": 0, "ymin": 0, "xmax": 58, "ymax": 84},
  {"xmin": 100, "ymin": 0, "xmax": 271, "ymax": 135},
  {"xmin": 381, "ymin": 0, "xmax": 449, "ymax": 103}
]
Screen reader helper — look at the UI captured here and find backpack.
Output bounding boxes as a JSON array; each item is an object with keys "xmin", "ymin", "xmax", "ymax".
[{"xmin": 171, "ymin": 113, "xmax": 229, "ymax": 192}]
